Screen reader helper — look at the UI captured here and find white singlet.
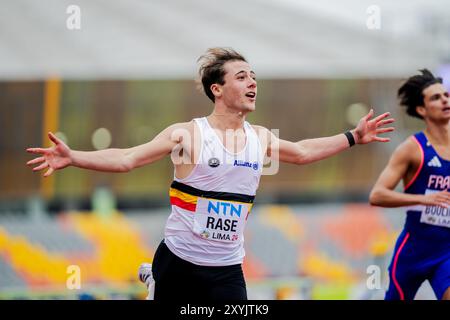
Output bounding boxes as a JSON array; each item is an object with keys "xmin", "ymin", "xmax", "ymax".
[{"xmin": 164, "ymin": 117, "xmax": 263, "ymax": 266}]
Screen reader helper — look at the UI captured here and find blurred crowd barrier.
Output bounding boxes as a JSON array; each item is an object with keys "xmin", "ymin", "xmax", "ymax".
[{"xmin": 0, "ymin": 202, "xmax": 425, "ymax": 300}]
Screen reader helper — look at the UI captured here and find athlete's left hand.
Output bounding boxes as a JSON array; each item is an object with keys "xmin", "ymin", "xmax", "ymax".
[{"xmin": 353, "ymin": 109, "xmax": 395, "ymax": 144}]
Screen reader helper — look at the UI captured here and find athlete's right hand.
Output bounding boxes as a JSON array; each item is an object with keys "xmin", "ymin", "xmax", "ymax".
[
  {"xmin": 26, "ymin": 132, "xmax": 72, "ymax": 177},
  {"xmin": 420, "ymin": 190, "xmax": 450, "ymax": 208}
]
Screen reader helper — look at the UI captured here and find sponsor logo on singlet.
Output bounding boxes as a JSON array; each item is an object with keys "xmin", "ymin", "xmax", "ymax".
[
  {"xmin": 233, "ymin": 160, "xmax": 259, "ymax": 171},
  {"xmin": 427, "ymin": 156, "xmax": 442, "ymax": 168}
]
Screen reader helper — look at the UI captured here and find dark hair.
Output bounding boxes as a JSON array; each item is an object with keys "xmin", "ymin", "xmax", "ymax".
[
  {"xmin": 197, "ymin": 47, "xmax": 247, "ymax": 102},
  {"xmin": 398, "ymin": 69, "xmax": 443, "ymax": 119}
]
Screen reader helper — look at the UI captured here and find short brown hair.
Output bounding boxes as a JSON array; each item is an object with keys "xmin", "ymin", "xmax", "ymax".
[{"xmin": 197, "ymin": 47, "xmax": 247, "ymax": 102}]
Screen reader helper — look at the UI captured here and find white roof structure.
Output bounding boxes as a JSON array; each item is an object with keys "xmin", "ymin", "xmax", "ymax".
[{"xmin": 0, "ymin": 0, "xmax": 448, "ymax": 79}]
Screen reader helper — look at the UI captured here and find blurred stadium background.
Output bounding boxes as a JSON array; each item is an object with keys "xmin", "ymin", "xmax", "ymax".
[{"xmin": 1, "ymin": 0, "xmax": 449, "ymax": 299}]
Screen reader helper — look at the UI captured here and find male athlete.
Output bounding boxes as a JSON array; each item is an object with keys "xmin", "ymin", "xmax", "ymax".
[
  {"xmin": 370, "ymin": 69, "xmax": 450, "ymax": 300},
  {"xmin": 27, "ymin": 48, "xmax": 394, "ymax": 301}
]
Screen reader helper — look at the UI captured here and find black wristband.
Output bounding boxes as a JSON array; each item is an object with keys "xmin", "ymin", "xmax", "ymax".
[{"xmin": 344, "ymin": 131, "xmax": 355, "ymax": 147}]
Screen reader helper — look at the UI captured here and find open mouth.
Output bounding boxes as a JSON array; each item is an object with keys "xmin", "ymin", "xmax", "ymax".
[
  {"xmin": 245, "ymin": 92, "xmax": 256, "ymax": 99},
  {"xmin": 443, "ymin": 106, "xmax": 450, "ymax": 111}
]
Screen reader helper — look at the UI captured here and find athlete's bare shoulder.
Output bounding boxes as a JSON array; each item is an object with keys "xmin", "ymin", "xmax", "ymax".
[
  {"xmin": 250, "ymin": 124, "xmax": 265, "ymax": 130},
  {"xmin": 169, "ymin": 120, "xmax": 202, "ymax": 159},
  {"xmin": 168, "ymin": 120, "xmax": 195, "ymax": 131},
  {"xmin": 390, "ymin": 135, "xmax": 422, "ymax": 166},
  {"xmin": 250, "ymin": 124, "xmax": 272, "ymax": 155},
  {"xmin": 250, "ymin": 124, "xmax": 271, "ymax": 137},
  {"xmin": 162, "ymin": 120, "xmax": 196, "ymax": 141}
]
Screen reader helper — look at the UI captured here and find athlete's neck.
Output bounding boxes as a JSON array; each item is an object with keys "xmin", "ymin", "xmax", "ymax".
[
  {"xmin": 207, "ymin": 109, "xmax": 246, "ymax": 131},
  {"xmin": 425, "ymin": 122, "xmax": 450, "ymax": 146}
]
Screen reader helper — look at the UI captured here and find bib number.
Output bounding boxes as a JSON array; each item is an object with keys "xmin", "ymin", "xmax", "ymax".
[
  {"xmin": 192, "ymin": 198, "xmax": 250, "ymax": 242},
  {"xmin": 420, "ymin": 189, "xmax": 450, "ymax": 228}
]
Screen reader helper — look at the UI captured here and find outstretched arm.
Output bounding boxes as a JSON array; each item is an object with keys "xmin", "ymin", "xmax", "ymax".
[
  {"xmin": 267, "ymin": 109, "xmax": 395, "ymax": 165},
  {"xmin": 26, "ymin": 123, "xmax": 190, "ymax": 177},
  {"xmin": 369, "ymin": 139, "xmax": 450, "ymax": 208}
]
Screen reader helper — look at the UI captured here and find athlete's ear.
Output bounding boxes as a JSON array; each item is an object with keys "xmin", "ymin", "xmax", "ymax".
[
  {"xmin": 416, "ymin": 105, "xmax": 426, "ymax": 118},
  {"xmin": 210, "ymin": 83, "xmax": 222, "ymax": 99}
]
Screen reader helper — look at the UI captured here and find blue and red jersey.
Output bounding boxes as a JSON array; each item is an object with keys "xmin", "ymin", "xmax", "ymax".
[{"xmin": 385, "ymin": 131, "xmax": 450, "ymax": 300}]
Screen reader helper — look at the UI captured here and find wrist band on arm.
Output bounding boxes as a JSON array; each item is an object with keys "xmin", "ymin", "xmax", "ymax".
[{"xmin": 344, "ymin": 131, "xmax": 355, "ymax": 147}]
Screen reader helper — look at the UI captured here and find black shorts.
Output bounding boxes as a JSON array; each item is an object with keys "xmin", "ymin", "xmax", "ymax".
[{"xmin": 152, "ymin": 240, "xmax": 247, "ymax": 301}]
